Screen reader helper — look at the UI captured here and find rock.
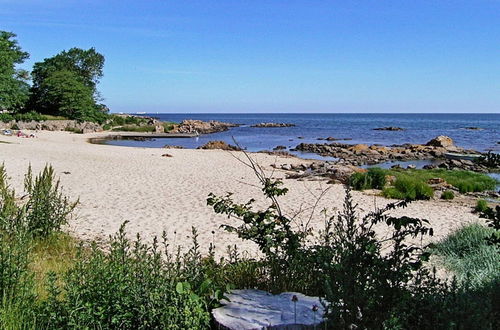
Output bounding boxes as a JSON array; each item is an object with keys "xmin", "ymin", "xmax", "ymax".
[
  {"xmin": 251, "ymin": 122, "xmax": 295, "ymax": 128},
  {"xmin": 373, "ymin": 126, "xmax": 405, "ymax": 131},
  {"xmin": 407, "ymin": 164, "xmax": 416, "ymax": 169},
  {"xmin": 171, "ymin": 120, "xmax": 238, "ymax": 134},
  {"xmin": 428, "ymin": 177, "xmax": 445, "ymax": 185},
  {"xmin": 281, "ymin": 164, "xmax": 292, "ymax": 171},
  {"xmin": 212, "ymin": 290, "xmax": 326, "ymax": 330},
  {"xmin": 197, "ymin": 141, "xmax": 242, "ymax": 151},
  {"xmin": 463, "ymin": 127, "xmax": 482, "ymax": 130},
  {"xmin": 425, "ymin": 136, "xmax": 454, "ymax": 149},
  {"xmin": 423, "ymin": 164, "xmax": 437, "ymax": 170},
  {"xmin": 273, "ymin": 145, "xmax": 287, "ymax": 151},
  {"xmin": 154, "ymin": 124, "xmax": 165, "ymax": 133},
  {"xmin": 161, "ymin": 153, "xmax": 173, "ymax": 157}
]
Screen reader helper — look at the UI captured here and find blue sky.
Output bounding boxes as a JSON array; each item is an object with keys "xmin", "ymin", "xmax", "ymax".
[{"xmin": 1, "ymin": 0, "xmax": 499, "ymax": 113}]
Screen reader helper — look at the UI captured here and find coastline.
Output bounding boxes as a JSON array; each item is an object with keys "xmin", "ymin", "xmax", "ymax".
[{"xmin": 0, "ymin": 130, "xmax": 489, "ymax": 255}]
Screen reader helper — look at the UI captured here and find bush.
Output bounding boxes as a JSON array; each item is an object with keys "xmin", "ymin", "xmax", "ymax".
[
  {"xmin": 39, "ymin": 223, "xmax": 211, "ymax": 329},
  {"xmin": 383, "ymin": 176, "xmax": 433, "ymax": 200},
  {"xmin": 23, "ymin": 165, "xmax": 78, "ymax": 238},
  {"xmin": 441, "ymin": 190, "xmax": 455, "ymax": 200},
  {"xmin": 349, "ymin": 167, "xmax": 387, "ymax": 190},
  {"xmin": 475, "ymin": 199, "xmax": 489, "ymax": 213}
]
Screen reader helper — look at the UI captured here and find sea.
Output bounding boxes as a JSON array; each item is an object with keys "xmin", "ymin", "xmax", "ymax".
[{"xmin": 105, "ymin": 113, "xmax": 500, "ymax": 160}]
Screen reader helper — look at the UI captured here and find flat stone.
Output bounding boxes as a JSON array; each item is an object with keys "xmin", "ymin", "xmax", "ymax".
[{"xmin": 212, "ymin": 290, "xmax": 326, "ymax": 330}]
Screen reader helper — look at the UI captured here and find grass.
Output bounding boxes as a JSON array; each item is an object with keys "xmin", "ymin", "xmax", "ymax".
[
  {"xmin": 111, "ymin": 125, "xmax": 155, "ymax": 132},
  {"xmin": 30, "ymin": 232, "xmax": 79, "ymax": 298},
  {"xmin": 475, "ymin": 199, "xmax": 489, "ymax": 213},
  {"xmin": 431, "ymin": 223, "xmax": 499, "ymax": 287},
  {"xmin": 389, "ymin": 168, "xmax": 497, "ymax": 194},
  {"xmin": 350, "ymin": 167, "xmax": 497, "ymax": 200},
  {"xmin": 441, "ymin": 190, "xmax": 455, "ymax": 200}
]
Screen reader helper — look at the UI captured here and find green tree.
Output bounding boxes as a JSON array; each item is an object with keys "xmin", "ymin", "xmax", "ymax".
[
  {"xmin": 29, "ymin": 47, "xmax": 108, "ymax": 121},
  {"xmin": 0, "ymin": 31, "xmax": 30, "ymax": 112}
]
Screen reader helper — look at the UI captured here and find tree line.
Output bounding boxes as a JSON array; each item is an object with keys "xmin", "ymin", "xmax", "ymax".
[{"xmin": 0, "ymin": 31, "xmax": 108, "ymax": 122}]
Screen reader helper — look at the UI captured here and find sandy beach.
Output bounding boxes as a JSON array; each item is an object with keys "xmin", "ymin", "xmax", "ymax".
[{"xmin": 0, "ymin": 131, "xmax": 486, "ymax": 256}]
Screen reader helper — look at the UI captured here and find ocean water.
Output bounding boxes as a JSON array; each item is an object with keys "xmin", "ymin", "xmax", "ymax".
[{"xmin": 104, "ymin": 113, "xmax": 500, "ymax": 159}]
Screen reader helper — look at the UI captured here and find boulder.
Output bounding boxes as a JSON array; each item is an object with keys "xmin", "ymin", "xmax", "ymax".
[
  {"xmin": 197, "ymin": 140, "xmax": 241, "ymax": 151},
  {"xmin": 212, "ymin": 290, "xmax": 326, "ymax": 330},
  {"xmin": 426, "ymin": 136, "xmax": 454, "ymax": 149}
]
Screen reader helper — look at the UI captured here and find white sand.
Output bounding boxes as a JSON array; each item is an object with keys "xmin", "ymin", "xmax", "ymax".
[{"xmin": 0, "ymin": 131, "xmax": 485, "ymax": 256}]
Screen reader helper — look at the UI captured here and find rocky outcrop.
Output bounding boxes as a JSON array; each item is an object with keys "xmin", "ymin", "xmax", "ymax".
[
  {"xmin": 373, "ymin": 126, "xmax": 405, "ymax": 131},
  {"xmin": 197, "ymin": 140, "xmax": 242, "ymax": 151},
  {"xmin": 171, "ymin": 120, "xmax": 238, "ymax": 134},
  {"xmin": 292, "ymin": 136, "xmax": 476, "ymax": 167},
  {"xmin": 272, "ymin": 161, "xmax": 365, "ymax": 184},
  {"xmin": 250, "ymin": 122, "xmax": 295, "ymax": 128},
  {"xmin": 0, "ymin": 120, "xmax": 103, "ymax": 133},
  {"xmin": 212, "ymin": 290, "xmax": 326, "ymax": 330}
]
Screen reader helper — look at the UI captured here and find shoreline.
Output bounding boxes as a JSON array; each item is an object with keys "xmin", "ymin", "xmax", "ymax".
[{"xmin": 0, "ymin": 130, "xmax": 491, "ymax": 255}]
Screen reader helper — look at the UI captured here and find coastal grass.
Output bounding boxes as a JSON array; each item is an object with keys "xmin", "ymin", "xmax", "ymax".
[
  {"xmin": 431, "ymin": 223, "xmax": 499, "ymax": 287},
  {"xmin": 475, "ymin": 199, "xmax": 489, "ymax": 213},
  {"xmin": 441, "ymin": 190, "xmax": 455, "ymax": 200},
  {"xmin": 30, "ymin": 232, "xmax": 79, "ymax": 298},
  {"xmin": 350, "ymin": 167, "xmax": 497, "ymax": 200},
  {"xmin": 389, "ymin": 168, "xmax": 497, "ymax": 194}
]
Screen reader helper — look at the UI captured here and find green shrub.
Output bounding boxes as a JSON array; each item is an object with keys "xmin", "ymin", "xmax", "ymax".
[
  {"xmin": 383, "ymin": 176, "xmax": 433, "ymax": 200},
  {"xmin": 441, "ymin": 190, "xmax": 455, "ymax": 200},
  {"xmin": 102, "ymin": 124, "xmax": 111, "ymax": 131},
  {"xmin": 349, "ymin": 167, "xmax": 387, "ymax": 190},
  {"xmin": 475, "ymin": 199, "xmax": 488, "ymax": 213},
  {"xmin": 431, "ymin": 224, "xmax": 499, "ymax": 287},
  {"xmin": 23, "ymin": 165, "xmax": 78, "ymax": 238},
  {"xmin": 39, "ymin": 223, "xmax": 211, "ymax": 329}
]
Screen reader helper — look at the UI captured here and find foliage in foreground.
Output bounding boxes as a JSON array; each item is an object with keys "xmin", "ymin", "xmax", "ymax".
[
  {"xmin": 39, "ymin": 225, "xmax": 211, "ymax": 329},
  {"xmin": 207, "ymin": 154, "xmax": 499, "ymax": 329},
  {"xmin": 431, "ymin": 223, "xmax": 499, "ymax": 287}
]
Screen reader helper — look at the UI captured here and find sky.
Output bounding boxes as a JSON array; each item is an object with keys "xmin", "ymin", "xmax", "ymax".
[{"xmin": 1, "ymin": 0, "xmax": 499, "ymax": 113}]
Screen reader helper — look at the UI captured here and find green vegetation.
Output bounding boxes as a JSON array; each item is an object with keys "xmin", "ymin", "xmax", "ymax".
[
  {"xmin": 475, "ymin": 199, "xmax": 489, "ymax": 213},
  {"xmin": 1, "ymin": 29, "xmax": 109, "ymax": 122},
  {"xmin": 0, "ymin": 31, "xmax": 30, "ymax": 112},
  {"xmin": 349, "ymin": 167, "xmax": 497, "ymax": 200},
  {"xmin": 111, "ymin": 125, "xmax": 155, "ymax": 132},
  {"xmin": 441, "ymin": 190, "xmax": 455, "ymax": 200},
  {"xmin": 431, "ymin": 223, "xmax": 499, "ymax": 287},
  {"xmin": 383, "ymin": 175, "xmax": 434, "ymax": 200},
  {"xmin": 349, "ymin": 167, "xmax": 386, "ymax": 190},
  {"xmin": 28, "ymin": 47, "xmax": 108, "ymax": 122},
  {"xmin": 1, "ymin": 161, "xmax": 499, "ymax": 328},
  {"xmin": 0, "ymin": 111, "xmax": 68, "ymax": 122}
]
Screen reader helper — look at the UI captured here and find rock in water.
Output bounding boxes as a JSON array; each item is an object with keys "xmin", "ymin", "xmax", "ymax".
[{"xmin": 212, "ymin": 289, "xmax": 326, "ymax": 329}]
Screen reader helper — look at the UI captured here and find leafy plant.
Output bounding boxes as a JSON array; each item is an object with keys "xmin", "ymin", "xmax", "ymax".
[
  {"xmin": 23, "ymin": 165, "xmax": 78, "ymax": 238},
  {"xmin": 39, "ymin": 223, "xmax": 211, "ymax": 329},
  {"xmin": 383, "ymin": 176, "xmax": 433, "ymax": 200}
]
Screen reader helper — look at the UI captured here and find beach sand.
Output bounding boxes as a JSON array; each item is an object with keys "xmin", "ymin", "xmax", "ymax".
[{"xmin": 0, "ymin": 131, "xmax": 486, "ymax": 256}]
